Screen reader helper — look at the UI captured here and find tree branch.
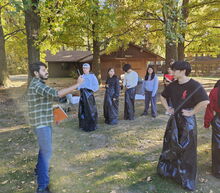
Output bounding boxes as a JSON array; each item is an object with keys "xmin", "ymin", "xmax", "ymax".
[
  {"xmin": 99, "ymin": 18, "xmax": 142, "ymax": 48},
  {"xmin": 148, "ymin": 28, "xmax": 163, "ymax": 33},
  {"xmin": 4, "ymin": 28, "xmax": 26, "ymax": 40},
  {"xmin": 143, "ymin": 11, "xmax": 164, "ymax": 23},
  {"xmin": 188, "ymin": 0, "xmax": 220, "ymax": 9},
  {"xmin": 0, "ymin": 3, "xmax": 9, "ymax": 10}
]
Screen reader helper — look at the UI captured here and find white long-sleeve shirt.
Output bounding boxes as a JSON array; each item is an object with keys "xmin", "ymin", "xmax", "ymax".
[{"xmin": 123, "ymin": 70, "xmax": 138, "ymax": 89}]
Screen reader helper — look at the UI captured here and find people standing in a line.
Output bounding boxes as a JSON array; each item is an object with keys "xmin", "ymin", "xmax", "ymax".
[
  {"xmin": 163, "ymin": 66, "xmax": 174, "ymax": 114},
  {"xmin": 27, "ymin": 62, "xmax": 84, "ymax": 193},
  {"xmin": 122, "ymin": 63, "xmax": 138, "ymax": 120},
  {"xmin": 77, "ymin": 63, "xmax": 99, "ymax": 132},
  {"xmin": 204, "ymin": 79, "xmax": 220, "ymax": 178},
  {"xmin": 103, "ymin": 68, "xmax": 120, "ymax": 125},
  {"xmin": 141, "ymin": 65, "xmax": 159, "ymax": 118},
  {"xmin": 158, "ymin": 61, "xmax": 209, "ymax": 191}
]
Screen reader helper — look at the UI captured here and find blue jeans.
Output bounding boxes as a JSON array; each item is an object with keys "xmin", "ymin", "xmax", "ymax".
[
  {"xmin": 35, "ymin": 126, "xmax": 52, "ymax": 190},
  {"xmin": 144, "ymin": 91, "xmax": 157, "ymax": 117}
]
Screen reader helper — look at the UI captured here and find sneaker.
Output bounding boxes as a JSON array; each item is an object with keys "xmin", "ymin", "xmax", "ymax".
[
  {"xmin": 109, "ymin": 120, "xmax": 118, "ymax": 125},
  {"xmin": 141, "ymin": 112, "xmax": 147, "ymax": 116},
  {"xmin": 36, "ymin": 186, "xmax": 52, "ymax": 193}
]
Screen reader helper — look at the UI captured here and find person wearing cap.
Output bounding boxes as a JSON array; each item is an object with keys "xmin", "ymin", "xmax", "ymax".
[
  {"xmin": 77, "ymin": 63, "xmax": 99, "ymax": 131},
  {"xmin": 122, "ymin": 63, "xmax": 138, "ymax": 120},
  {"xmin": 77, "ymin": 63, "xmax": 99, "ymax": 92}
]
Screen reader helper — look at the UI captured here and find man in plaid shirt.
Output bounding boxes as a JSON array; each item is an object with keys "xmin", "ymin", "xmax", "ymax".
[{"xmin": 27, "ymin": 62, "xmax": 84, "ymax": 193}]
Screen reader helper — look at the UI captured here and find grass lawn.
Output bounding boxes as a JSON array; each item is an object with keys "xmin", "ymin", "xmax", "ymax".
[{"xmin": 0, "ymin": 76, "xmax": 219, "ymax": 193}]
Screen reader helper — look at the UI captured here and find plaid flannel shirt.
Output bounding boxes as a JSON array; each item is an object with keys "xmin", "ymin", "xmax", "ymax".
[{"xmin": 27, "ymin": 78, "xmax": 59, "ymax": 128}]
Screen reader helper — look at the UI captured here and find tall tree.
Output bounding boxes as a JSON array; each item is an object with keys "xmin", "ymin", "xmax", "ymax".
[
  {"xmin": 140, "ymin": 0, "xmax": 220, "ymax": 65},
  {"xmin": 0, "ymin": 2, "xmax": 9, "ymax": 86},
  {"xmin": 22, "ymin": 0, "xmax": 40, "ymax": 82},
  {"xmin": 162, "ymin": 0, "xmax": 179, "ymax": 64},
  {"xmin": 184, "ymin": 0, "xmax": 220, "ymax": 56},
  {"xmin": 0, "ymin": 1, "xmax": 25, "ymax": 86},
  {"xmin": 39, "ymin": 0, "xmax": 146, "ymax": 80},
  {"xmin": 178, "ymin": 0, "xmax": 189, "ymax": 61}
]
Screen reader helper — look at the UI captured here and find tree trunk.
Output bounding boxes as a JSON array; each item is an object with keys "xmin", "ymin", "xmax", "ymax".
[
  {"xmin": 165, "ymin": 41, "xmax": 177, "ymax": 68},
  {"xmin": 22, "ymin": 0, "xmax": 40, "ymax": 84},
  {"xmin": 163, "ymin": 1, "xmax": 178, "ymax": 69},
  {"xmin": 91, "ymin": 19, "xmax": 101, "ymax": 82},
  {"xmin": 178, "ymin": 40, "xmax": 185, "ymax": 61},
  {"xmin": 92, "ymin": 39, "xmax": 101, "ymax": 82},
  {"xmin": 178, "ymin": 0, "xmax": 189, "ymax": 61},
  {"xmin": 0, "ymin": 9, "xmax": 9, "ymax": 87}
]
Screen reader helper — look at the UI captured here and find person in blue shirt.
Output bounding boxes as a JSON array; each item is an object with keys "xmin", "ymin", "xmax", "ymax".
[
  {"xmin": 141, "ymin": 65, "xmax": 159, "ymax": 117},
  {"xmin": 77, "ymin": 63, "xmax": 99, "ymax": 92},
  {"xmin": 78, "ymin": 63, "xmax": 99, "ymax": 131}
]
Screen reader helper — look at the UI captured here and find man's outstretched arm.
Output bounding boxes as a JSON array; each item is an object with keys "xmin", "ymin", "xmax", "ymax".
[{"xmin": 58, "ymin": 76, "xmax": 84, "ymax": 98}]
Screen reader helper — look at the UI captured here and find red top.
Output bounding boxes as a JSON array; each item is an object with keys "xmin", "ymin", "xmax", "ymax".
[
  {"xmin": 164, "ymin": 74, "xmax": 174, "ymax": 81},
  {"xmin": 204, "ymin": 87, "xmax": 220, "ymax": 128}
]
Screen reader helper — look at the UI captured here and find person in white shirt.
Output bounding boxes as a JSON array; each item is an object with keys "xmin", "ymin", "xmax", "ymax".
[{"xmin": 122, "ymin": 63, "xmax": 138, "ymax": 120}]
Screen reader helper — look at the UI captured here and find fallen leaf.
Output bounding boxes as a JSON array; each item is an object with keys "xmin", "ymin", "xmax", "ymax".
[
  {"xmin": 1, "ymin": 180, "xmax": 8, "ymax": 185},
  {"xmin": 147, "ymin": 176, "xmax": 152, "ymax": 182},
  {"xmin": 199, "ymin": 178, "xmax": 208, "ymax": 183}
]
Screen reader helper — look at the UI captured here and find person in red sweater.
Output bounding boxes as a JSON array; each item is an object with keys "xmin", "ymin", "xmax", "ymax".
[{"xmin": 204, "ymin": 79, "xmax": 220, "ymax": 178}]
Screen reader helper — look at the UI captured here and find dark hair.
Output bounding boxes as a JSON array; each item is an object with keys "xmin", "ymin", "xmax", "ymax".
[
  {"xmin": 107, "ymin": 67, "xmax": 114, "ymax": 78},
  {"xmin": 29, "ymin": 62, "xmax": 47, "ymax": 77},
  {"xmin": 164, "ymin": 65, "xmax": 172, "ymax": 74},
  {"xmin": 122, "ymin": 63, "xmax": 131, "ymax": 72},
  {"xmin": 171, "ymin": 61, "xmax": 191, "ymax": 76},
  {"xmin": 214, "ymin": 80, "xmax": 220, "ymax": 107},
  {"xmin": 107, "ymin": 67, "xmax": 114, "ymax": 73},
  {"xmin": 145, "ymin": 65, "xmax": 155, "ymax": 80}
]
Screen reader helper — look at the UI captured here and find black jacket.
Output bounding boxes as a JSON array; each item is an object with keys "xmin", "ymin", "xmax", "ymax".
[{"xmin": 105, "ymin": 75, "xmax": 120, "ymax": 98}]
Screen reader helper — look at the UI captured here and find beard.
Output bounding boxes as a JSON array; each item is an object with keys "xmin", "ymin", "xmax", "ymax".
[{"xmin": 39, "ymin": 73, "xmax": 49, "ymax": 80}]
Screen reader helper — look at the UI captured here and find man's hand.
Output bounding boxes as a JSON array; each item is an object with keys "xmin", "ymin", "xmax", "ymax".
[
  {"xmin": 77, "ymin": 76, "xmax": 84, "ymax": 85},
  {"xmin": 113, "ymin": 98, "xmax": 116, "ymax": 101},
  {"xmin": 166, "ymin": 107, "xmax": 174, "ymax": 115},
  {"xmin": 182, "ymin": 109, "xmax": 194, "ymax": 117},
  {"xmin": 58, "ymin": 76, "xmax": 84, "ymax": 98}
]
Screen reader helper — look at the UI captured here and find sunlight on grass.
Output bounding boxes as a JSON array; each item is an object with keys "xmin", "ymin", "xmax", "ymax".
[{"xmin": 1, "ymin": 76, "xmax": 219, "ymax": 193}]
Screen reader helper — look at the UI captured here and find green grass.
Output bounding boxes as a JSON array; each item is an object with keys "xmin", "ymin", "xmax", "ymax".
[{"xmin": 0, "ymin": 77, "xmax": 219, "ymax": 193}]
